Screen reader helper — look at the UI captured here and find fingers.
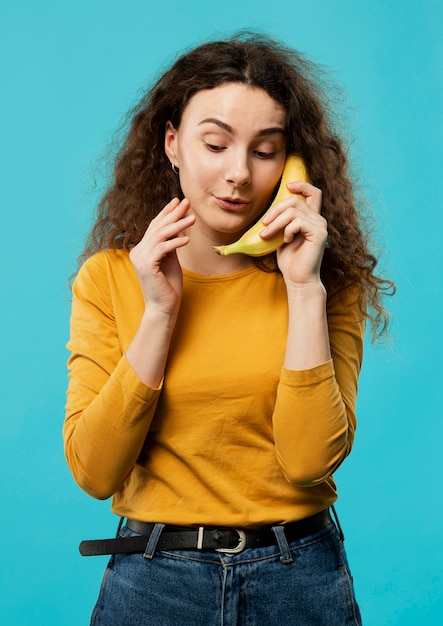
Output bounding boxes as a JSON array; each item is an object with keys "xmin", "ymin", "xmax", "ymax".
[
  {"xmin": 285, "ymin": 181, "xmax": 322, "ymax": 213},
  {"xmin": 264, "ymin": 182, "xmax": 322, "ymax": 224},
  {"xmin": 260, "ymin": 184, "xmax": 326, "ymax": 245},
  {"xmin": 129, "ymin": 198, "xmax": 195, "ymax": 316},
  {"xmin": 133, "ymin": 198, "xmax": 195, "ymax": 261},
  {"xmin": 281, "ymin": 211, "xmax": 327, "ymax": 245},
  {"xmin": 141, "ymin": 198, "xmax": 194, "ymax": 245}
]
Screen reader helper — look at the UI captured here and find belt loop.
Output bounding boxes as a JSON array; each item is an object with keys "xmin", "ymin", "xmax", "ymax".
[
  {"xmin": 272, "ymin": 525, "xmax": 294, "ymax": 564},
  {"xmin": 115, "ymin": 516, "xmax": 124, "ymax": 537},
  {"xmin": 330, "ymin": 506, "xmax": 345, "ymax": 542},
  {"xmin": 143, "ymin": 523, "xmax": 165, "ymax": 560}
]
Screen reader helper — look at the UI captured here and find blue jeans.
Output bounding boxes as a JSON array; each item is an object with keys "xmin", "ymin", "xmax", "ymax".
[{"xmin": 91, "ymin": 520, "xmax": 362, "ymax": 625}]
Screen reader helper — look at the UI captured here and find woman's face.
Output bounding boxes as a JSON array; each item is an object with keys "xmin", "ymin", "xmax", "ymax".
[{"xmin": 165, "ymin": 83, "xmax": 287, "ymax": 242}]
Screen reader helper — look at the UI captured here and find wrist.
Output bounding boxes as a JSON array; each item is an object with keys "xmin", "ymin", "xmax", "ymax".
[
  {"xmin": 284, "ymin": 281, "xmax": 331, "ymax": 370},
  {"xmin": 141, "ymin": 306, "xmax": 178, "ymax": 333},
  {"xmin": 285, "ymin": 279, "xmax": 326, "ymax": 301}
]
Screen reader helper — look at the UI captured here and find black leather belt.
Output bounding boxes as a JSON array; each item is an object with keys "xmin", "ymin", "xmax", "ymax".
[{"xmin": 79, "ymin": 509, "xmax": 332, "ymax": 556}]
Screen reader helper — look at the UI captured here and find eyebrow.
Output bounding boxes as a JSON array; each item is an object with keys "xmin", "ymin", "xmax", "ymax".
[{"xmin": 198, "ymin": 118, "xmax": 286, "ymax": 137}]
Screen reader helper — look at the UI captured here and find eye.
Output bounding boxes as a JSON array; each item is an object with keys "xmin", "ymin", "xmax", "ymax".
[
  {"xmin": 254, "ymin": 150, "xmax": 276, "ymax": 159},
  {"xmin": 205, "ymin": 143, "xmax": 225, "ymax": 152}
]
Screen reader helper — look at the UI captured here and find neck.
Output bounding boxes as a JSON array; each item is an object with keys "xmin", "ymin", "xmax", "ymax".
[{"xmin": 177, "ymin": 233, "xmax": 254, "ymax": 276}]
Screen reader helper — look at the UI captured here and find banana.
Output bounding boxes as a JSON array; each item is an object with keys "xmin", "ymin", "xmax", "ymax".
[{"xmin": 213, "ymin": 154, "xmax": 309, "ymax": 257}]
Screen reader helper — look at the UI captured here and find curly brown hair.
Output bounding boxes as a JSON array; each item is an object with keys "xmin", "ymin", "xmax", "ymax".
[{"xmin": 79, "ymin": 31, "xmax": 394, "ymax": 340}]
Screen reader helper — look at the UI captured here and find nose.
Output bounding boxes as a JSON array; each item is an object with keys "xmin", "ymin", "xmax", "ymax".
[{"xmin": 225, "ymin": 154, "xmax": 251, "ymax": 188}]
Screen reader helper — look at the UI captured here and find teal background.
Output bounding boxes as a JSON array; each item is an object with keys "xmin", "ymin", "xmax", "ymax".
[{"xmin": 1, "ymin": 1, "xmax": 441, "ymax": 624}]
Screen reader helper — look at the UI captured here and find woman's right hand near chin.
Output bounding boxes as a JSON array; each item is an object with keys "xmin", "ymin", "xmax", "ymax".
[
  {"xmin": 129, "ymin": 198, "xmax": 195, "ymax": 324},
  {"xmin": 126, "ymin": 198, "xmax": 195, "ymax": 387}
]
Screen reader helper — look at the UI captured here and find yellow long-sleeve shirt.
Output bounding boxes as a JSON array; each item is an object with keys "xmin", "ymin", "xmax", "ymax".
[{"xmin": 64, "ymin": 249, "xmax": 364, "ymax": 527}]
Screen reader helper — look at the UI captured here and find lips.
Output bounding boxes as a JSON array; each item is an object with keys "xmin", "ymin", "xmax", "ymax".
[{"xmin": 214, "ymin": 196, "xmax": 251, "ymax": 211}]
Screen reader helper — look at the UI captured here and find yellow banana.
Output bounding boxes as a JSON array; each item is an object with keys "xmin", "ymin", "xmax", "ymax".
[{"xmin": 213, "ymin": 154, "xmax": 309, "ymax": 257}]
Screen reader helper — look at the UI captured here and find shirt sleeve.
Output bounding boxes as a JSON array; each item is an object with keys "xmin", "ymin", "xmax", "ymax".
[
  {"xmin": 272, "ymin": 283, "xmax": 365, "ymax": 487},
  {"xmin": 63, "ymin": 253, "xmax": 162, "ymax": 500}
]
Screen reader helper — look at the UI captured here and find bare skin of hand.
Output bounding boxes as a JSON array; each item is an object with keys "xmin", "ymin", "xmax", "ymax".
[
  {"xmin": 129, "ymin": 198, "xmax": 196, "ymax": 323},
  {"xmin": 126, "ymin": 198, "xmax": 195, "ymax": 386},
  {"xmin": 260, "ymin": 181, "xmax": 327, "ymax": 288},
  {"xmin": 260, "ymin": 181, "xmax": 330, "ymax": 370}
]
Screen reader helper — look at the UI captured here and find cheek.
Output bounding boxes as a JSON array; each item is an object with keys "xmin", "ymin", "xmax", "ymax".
[
  {"xmin": 178, "ymin": 168, "xmax": 210, "ymax": 203},
  {"xmin": 259, "ymin": 177, "xmax": 280, "ymax": 206},
  {"xmin": 181, "ymin": 155, "xmax": 217, "ymax": 193}
]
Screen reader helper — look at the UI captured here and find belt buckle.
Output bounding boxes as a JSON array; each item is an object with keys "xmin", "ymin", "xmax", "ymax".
[{"xmin": 215, "ymin": 529, "xmax": 247, "ymax": 554}]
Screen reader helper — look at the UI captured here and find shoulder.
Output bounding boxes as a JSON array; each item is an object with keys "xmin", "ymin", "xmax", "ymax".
[
  {"xmin": 75, "ymin": 248, "xmax": 131, "ymax": 280},
  {"xmin": 79, "ymin": 248, "xmax": 131, "ymax": 272},
  {"xmin": 73, "ymin": 249, "xmax": 135, "ymax": 296}
]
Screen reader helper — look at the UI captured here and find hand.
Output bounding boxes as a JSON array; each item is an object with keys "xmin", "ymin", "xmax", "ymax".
[
  {"xmin": 260, "ymin": 181, "xmax": 328, "ymax": 288},
  {"xmin": 129, "ymin": 198, "xmax": 195, "ymax": 321}
]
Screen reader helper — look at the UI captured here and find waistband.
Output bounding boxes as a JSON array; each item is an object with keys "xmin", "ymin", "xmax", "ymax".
[{"xmin": 79, "ymin": 509, "xmax": 333, "ymax": 557}]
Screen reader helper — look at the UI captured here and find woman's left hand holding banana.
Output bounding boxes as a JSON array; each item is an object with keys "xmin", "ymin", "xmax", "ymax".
[
  {"xmin": 261, "ymin": 181, "xmax": 331, "ymax": 370},
  {"xmin": 261, "ymin": 181, "xmax": 327, "ymax": 288}
]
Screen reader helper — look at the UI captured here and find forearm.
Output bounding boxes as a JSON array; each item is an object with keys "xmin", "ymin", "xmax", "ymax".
[
  {"xmin": 64, "ymin": 250, "xmax": 174, "ymax": 499},
  {"xmin": 64, "ymin": 355, "xmax": 162, "ymax": 499},
  {"xmin": 65, "ymin": 308, "xmax": 175, "ymax": 498},
  {"xmin": 126, "ymin": 308, "xmax": 176, "ymax": 389},
  {"xmin": 275, "ymin": 282, "xmax": 364, "ymax": 486},
  {"xmin": 273, "ymin": 362, "xmax": 352, "ymax": 486},
  {"xmin": 284, "ymin": 281, "xmax": 331, "ymax": 371}
]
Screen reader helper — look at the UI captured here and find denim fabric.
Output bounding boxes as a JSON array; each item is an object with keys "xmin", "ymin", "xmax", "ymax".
[{"xmin": 90, "ymin": 521, "xmax": 362, "ymax": 625}]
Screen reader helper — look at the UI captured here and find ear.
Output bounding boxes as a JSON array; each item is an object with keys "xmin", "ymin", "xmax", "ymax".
[{"xmin": 164, "ymin": 121, "xmax": 178, "ymax": 168}]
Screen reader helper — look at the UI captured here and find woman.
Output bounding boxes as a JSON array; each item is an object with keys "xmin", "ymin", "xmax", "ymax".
[{"xmin": 64, "ymin": 32, "xmax": 393, "ymax": 625}]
